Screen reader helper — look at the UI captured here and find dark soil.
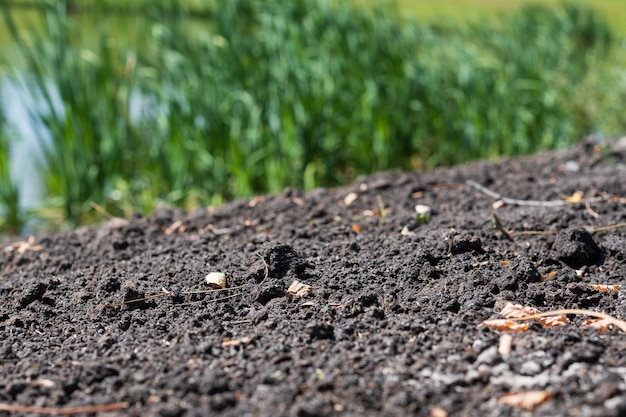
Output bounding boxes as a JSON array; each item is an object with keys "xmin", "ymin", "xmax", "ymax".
[{"xmin": 3, "ymin": 138, "xmax": 626, "ymax": 417}]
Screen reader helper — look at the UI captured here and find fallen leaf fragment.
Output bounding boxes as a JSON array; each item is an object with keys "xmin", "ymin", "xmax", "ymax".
[
  {"xmin": 544, "ymin": 270, "xmax": 556, "ymax": 280},
  {"xmin": 589, "ymin": 284, "xmax": 620, "ymax": 293},
  {"xmin": 500, "ymin": 302, "xmax": 540, "ymax": 319},
  {"xmin": 537, "ymin": 314, "xmax": 569, "ymax": 328},
  {"xmin": 499, "ymin": 390, "xmax": 552, "ymax": 411},
  {"xmin": 583, "ymin": 318, "xmax": 615, "ymax": 332},
  {"xmin": 482, "ymin": 319, "xmax": 529, "ymax": 332},
  {"xmin": 288, "ymin": 280, "xmax": 312, "ymax": 298},
  {"xmin": 563, "ymin": 191, "xmax": 584, "ymax": 203},
  {"xmin": 498, "ymin": 302, "xmax": 568, "ymax": 328},
  {"xmin": 221, "ymin": 337, "xmax": 253, "ymax": 347}
]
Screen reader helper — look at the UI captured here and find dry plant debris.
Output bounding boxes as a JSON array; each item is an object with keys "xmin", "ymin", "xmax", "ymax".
[
  {"xmin": 288, "ymin": 280, "xmax": 313, "ymax": 298},
  {"xmin": 482, "ymin": 302, "xmax": 626, "ymax": 333},
  {"xmin": 481, "ymin": 319, "xmax": 530, "ymax": 332},
  {"xmin": 164, "ymin": 220, "xmax": 186, "ymax": 235},
  {"xmin": 499, "ymin": 302, "xmax": 569, "ymax": 328},
  {"xmin": 221, "ymin": 337, "xmax": 253, "ymax": 347},
  {"xmin": 466, "ymin": 179, "xmax": 602, "ymax": 207},
  {"xmin": 583, "ymin": 318, "xmax": 617, "ymax": 332},
  {"xmin": 562, "ymin": 191, "xmax": 584, "ymax": 202},
  {"xmin": 589, "ymin": 284, "xmax": 620, "ymax": 292},
  {"xmin": 499, "ymin": 390, "xmax": 552, "ymax": 411},
  {"xmin": 3, "ymin": 236, "xmax": 43, "ymax": 253},
  {"xmin": 0, "ymin": 401, "xmax": 129, "ymax": 415}
]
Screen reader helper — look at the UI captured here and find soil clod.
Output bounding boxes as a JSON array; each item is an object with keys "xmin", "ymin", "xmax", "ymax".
[
  {"xmin": 17, "ymin": 281, "xmax": 47, "ymax": 308},
  {"xmin": 555, "ymin": 228, "xmax": 604, "ymax": 269}
]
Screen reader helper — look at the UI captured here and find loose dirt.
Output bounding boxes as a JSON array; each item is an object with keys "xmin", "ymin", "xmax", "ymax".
[{"xmin": 3, "ymin": 138, "xmax": 626, "ymax": 416}]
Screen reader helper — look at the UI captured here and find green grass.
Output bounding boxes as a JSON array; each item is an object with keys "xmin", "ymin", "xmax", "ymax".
[
  {"xmin": 396, "ymin": 0, "xmax": 626, "ymax": 37},
  {"xmin": 0, "ymin": 0, "xmax": 624, "ymax": 232},
  {"xmin": 0, "ymin": 108, "xmax": 23, "ymax": 234}
]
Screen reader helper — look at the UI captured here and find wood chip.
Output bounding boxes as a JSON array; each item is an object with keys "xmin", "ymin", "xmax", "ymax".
[{"xmin": 288, "ymin": 280, "xmax": 312, "ymax": 297}]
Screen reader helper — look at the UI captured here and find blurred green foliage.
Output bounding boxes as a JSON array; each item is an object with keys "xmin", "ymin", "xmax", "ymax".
[
  {"xmin": 0, "ymin": 106, "xmax": 23, "ymax": 234},
  {"xmin": 0, "ymin": 0, "xmax": 624, "ymax": 231}
]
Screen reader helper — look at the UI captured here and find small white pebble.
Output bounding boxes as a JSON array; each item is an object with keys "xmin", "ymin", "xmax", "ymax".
[
  {"xmin": 415, "ymin": 204, "xmax": 431, "ymax": 215},
  {"xmin": 205, "ymin": 272, "xmax": 226, "ymax": 289}
]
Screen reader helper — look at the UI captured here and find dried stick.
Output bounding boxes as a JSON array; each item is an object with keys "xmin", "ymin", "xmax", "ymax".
[
  {"xmin": 0, "ymin": 401, "xmax": 129, "ymax": 415},
  {"xmin": 466, "ymin": 180, "xmax": 603, "ymax": 207}
]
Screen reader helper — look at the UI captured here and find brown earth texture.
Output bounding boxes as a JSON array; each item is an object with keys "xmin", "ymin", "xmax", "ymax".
[{"xmin": 3, "ymin": 138, "xmax": 626, "ymax": 417}]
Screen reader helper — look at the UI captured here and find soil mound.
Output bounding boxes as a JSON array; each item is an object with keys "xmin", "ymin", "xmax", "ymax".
[{"xmin": 3, "ymin": 138, "xmax": 626, "ymax": 416}]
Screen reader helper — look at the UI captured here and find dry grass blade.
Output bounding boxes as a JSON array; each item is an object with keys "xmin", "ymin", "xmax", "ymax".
[
  {"xmin": 109, "ymin": 252, "xmax": 270, "ymax": 307},
  {"xmin": 466, "ymin": 180, "xmax": 603, "ymax": 207}
]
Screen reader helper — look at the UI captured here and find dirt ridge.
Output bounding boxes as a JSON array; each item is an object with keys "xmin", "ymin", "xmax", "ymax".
[{"xmin": 2, "ymin": 137, "xmax": 626, "ymax": 416}]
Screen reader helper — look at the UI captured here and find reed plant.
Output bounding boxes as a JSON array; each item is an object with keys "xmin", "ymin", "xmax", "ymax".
[
  {"xmin": 1, "ymin": 0, "xmax": 623, "ymax": 229},
  {"xmin": 0, "ymin": 109, "xmax": 23, "ymax": 234}
]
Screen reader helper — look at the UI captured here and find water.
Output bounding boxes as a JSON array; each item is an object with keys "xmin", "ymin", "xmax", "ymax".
[{"xmin": 1, "ymin": 77, "xmax": 52, "ymax": 210}]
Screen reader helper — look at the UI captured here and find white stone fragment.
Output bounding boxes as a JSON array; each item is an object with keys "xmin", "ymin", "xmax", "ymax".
[{"xmin": 205, "ymin": 272, "xmax": 226, "ymax": 289}]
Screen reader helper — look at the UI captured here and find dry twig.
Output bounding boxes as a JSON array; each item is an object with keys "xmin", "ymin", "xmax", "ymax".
[
  {"xmin": 0, "ymin": 401, "xmax": 129, "ymax": 415},
  {"xmin": 109, "ymin": 253, "xmax": 270, "ymax": 308},
  {"xmin": 466, "ymin": 180, "xmax": 603, "ymax": 207}
]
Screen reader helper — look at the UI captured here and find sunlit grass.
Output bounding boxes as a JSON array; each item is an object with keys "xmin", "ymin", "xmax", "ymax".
[{"xmin": 395, "ymin": 0, "xmax": 626, "ymax": 36}]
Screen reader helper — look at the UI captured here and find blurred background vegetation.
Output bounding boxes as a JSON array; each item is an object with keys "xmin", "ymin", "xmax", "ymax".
[{"xmin": 0, "ymin": 0, "xmax": 625, "ymax": 233}]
